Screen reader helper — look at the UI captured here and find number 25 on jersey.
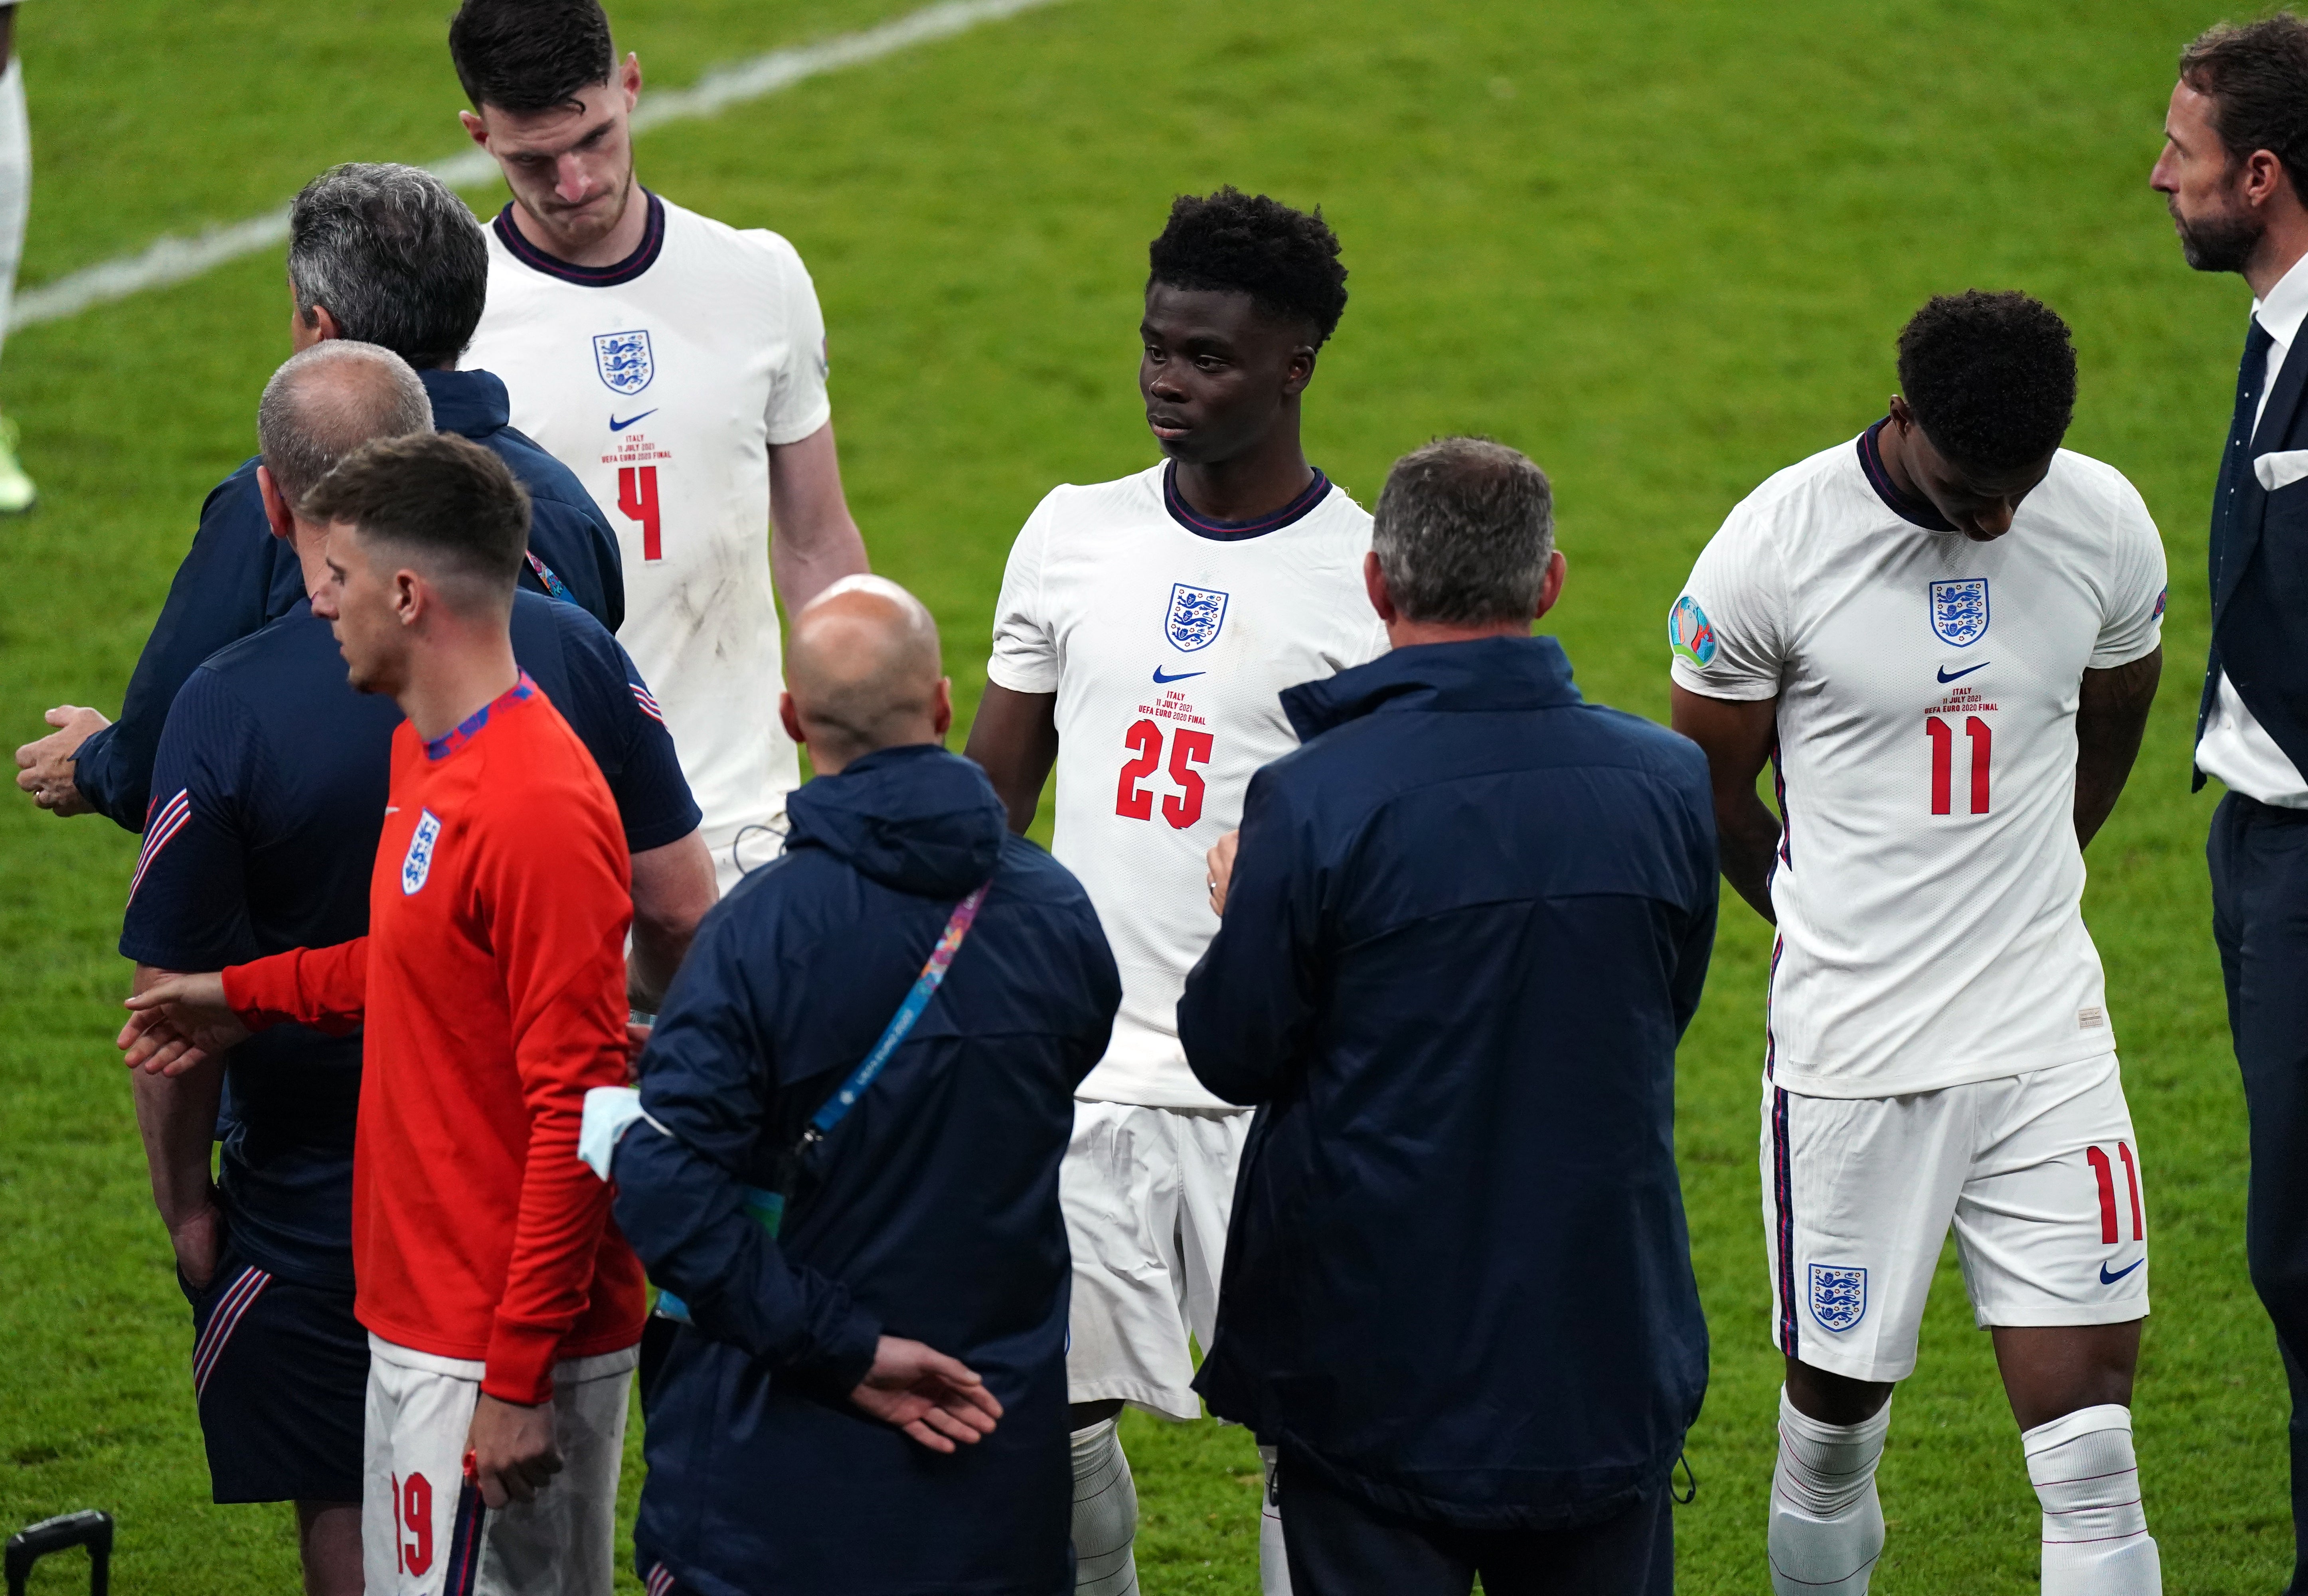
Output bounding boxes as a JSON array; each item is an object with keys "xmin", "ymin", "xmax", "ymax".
[{"xmin": 1116, "ymin": 720, "xmax": 1212, "ymax": 830}]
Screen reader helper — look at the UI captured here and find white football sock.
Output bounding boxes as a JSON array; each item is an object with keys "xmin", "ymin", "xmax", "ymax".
[
  {"xmin": 1071, "ymin": 1417, "xmax": 1139, "ymax": 1596},
  {"xmin": 1258, "ymin": 1444, "xmax": 1293, "ymax": 1596},
  {"xmin": 1769, "ymin": 1386, "xmax": 1890, "ymax": 1595},
  {"xmin": 0, "ymin": 58, "xmax": 29, "ymax": 361},
  {"xmin": 2024, "ymin": 1404, "xmax": 2160, "ymax": 1595}
]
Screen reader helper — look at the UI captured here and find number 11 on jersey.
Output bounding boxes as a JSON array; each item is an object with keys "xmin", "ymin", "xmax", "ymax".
[
  {"xmin": 1926, "ymin": 714, "xmax": 1991, "ymax": 816},
  {"xmin": 618, "ymin": 465, "xmax": 663, "ymax": 562}
]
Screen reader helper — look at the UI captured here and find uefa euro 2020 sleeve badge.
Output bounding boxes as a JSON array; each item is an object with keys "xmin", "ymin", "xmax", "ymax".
[
  {"xmin": 401, "ymin": 809, "xmax": 442, "ymax": 896},
  {"xmin": 1808, "ymin": 1263, "xmax": 1867, "ymax": 1332}
]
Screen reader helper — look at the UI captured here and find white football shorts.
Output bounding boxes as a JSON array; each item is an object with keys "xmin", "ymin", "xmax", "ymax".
[
  {"xmin": 1761, "ymin": 1051, "xmax": 2149, "ymax": 1384},
  {"xmin": 1062, "ymin": 1100, "xmax": 1252, "ymax": 1420},
  {"xmin": 362, "ymin": 1336, "xmax": 637, "ymax": 1596}
]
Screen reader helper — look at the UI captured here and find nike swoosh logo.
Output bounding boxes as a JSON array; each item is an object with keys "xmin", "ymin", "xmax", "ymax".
[
  {"xmin": 384, "ymin": 806, "xmax": 400, "ymax": 815},
  {"xmin": 609, "ymin": 410, "xmax": 658, "ymax": 432},
  {"xmin": 2100, "ymin": 1258, "xmax": 2144, "ymax": 1285},
  {"xmin": 1936, "ymin": 661, "xmax": 1990, "ymax": 683},
  {"xmin": 1152, "ymin": 667, "xmax": 1206, "ymax": 684}
]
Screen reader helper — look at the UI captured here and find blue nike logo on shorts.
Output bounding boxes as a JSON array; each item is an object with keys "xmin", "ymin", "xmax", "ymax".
[
  {"xmin": 2099, "ymin": 1257, "xmax": 2144, "ymax": 1285},
  {"xmin": 1936, "ymin": 661, "xmax": 1990, "ymax": 683},
  {"xmin": 1152, "ymin": 667, "xmax": 1205, "ymax": 684},
  {"xmin": 609, "ymin": 410, "xmax": 658, "ymax": 432}
]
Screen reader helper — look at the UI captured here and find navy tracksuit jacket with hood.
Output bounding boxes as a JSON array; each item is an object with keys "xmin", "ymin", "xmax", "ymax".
[
  {"xmin": 612, "ymin": 744, "xmax": 1120, "ymax": 1596},
  {"xmin": 1179, "ymin": 635, "xmax": 1717, "ymax": 1534}
]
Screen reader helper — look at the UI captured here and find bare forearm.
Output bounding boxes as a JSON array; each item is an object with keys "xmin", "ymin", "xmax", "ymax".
[
  {"xmin": 1717, "ymin": 793, "xmax": 1783, "ymax": 924},
  {"xmin": 769, "ymin": 515, "xmax": 868, "ymax": 613},
  {"xmin": 2073, "ymin": 650, "xmax": 2161, "ymax": 851},
  {"xmin": 962, "ymin": 684, "xmax": 1059, "ymax": 835},
  {"xmin": 131, "ymin": 1059, "xmax": 222, "ymax": 1227},
  {"xmin": 767, "ymin": 423, "xmax": 869, "ymax": 613},
  {"xmin": 628, "ymin": 831, "xmax": 717, "ymax": 1012}
]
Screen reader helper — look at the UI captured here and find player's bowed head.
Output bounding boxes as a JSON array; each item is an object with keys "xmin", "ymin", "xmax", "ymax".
[{"xmin": 779, "ymin": 574, "xmax": 953, "ymax": 777}]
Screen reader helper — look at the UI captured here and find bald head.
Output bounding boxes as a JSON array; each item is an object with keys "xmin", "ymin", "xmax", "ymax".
[
  {"xmin": 258, "ymin": 340, "xmax": 433, "ymax": 515},
  {"xmin": 781, "ymin": 575, "xmax": 951, "ymax": 774}
]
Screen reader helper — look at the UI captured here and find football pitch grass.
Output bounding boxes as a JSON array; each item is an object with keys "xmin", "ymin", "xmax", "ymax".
[{"xmin": 0, "ymin": 0, "xmax": 2283, "ymax": 1588}]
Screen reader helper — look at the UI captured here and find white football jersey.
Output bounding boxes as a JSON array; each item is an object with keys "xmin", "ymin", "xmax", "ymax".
[
  {"xmin": 464, "ymin": 192, "xmax": 832, "ymax": 887},
  {"xmin": 1670, "ymin": 425, "xmax": 2167, "ymax": 1099},
  {"xmin": 990, "ymin": 462, "xmax": 1387, "ymax": 1107}
]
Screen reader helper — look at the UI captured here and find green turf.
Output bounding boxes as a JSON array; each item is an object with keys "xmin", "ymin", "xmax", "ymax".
[{"xmin": 0, "ymin": 0, "xmax": 2282, "ymax": 1588}]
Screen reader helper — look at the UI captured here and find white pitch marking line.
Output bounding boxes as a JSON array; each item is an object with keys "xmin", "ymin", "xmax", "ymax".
[{"xmin": 9, "ymin": 0, "xmax": 1064, "ymax": 331}]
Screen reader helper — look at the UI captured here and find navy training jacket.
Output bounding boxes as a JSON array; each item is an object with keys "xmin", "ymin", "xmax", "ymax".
[
  {"xmin": 74, "ymin": 367, "xmax": 624, "ymax": 830},
  {"xmin": 612, "ymin": 744, "xmax": 1120, "ymax": 1596},
  {"xmin": 1178, "ymin": 635, "xmax": 1717, "ymax": 1532}
]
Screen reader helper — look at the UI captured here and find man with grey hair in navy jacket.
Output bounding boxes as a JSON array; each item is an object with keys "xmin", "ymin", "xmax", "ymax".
[{"xmin": 1181, "ymin": 437, "xmax": 1716, "ymax": 1595}]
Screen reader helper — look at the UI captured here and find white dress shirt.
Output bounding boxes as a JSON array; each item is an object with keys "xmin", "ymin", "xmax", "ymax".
[{"xmin": 2197, "ymin": 251, "xmax": 2308, "ymax": 807}]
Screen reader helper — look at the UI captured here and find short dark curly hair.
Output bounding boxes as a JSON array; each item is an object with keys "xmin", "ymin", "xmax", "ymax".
[
  {"xmin": 1147, "ymin": 187, "xmax": 1349, "ymax": 346},
  {"xmin": 1895, "ymin": 291, "xmax": 2077, "ymax": 472},
  {"xmin": 449, "ymin": 0, "xmax": 615, "ymax": 115}
]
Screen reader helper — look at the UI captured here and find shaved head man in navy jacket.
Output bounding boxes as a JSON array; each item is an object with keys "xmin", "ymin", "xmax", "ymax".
[{"xmin": 1180, "ymin": 437, "xmax": 1717, "ymax": 1596}]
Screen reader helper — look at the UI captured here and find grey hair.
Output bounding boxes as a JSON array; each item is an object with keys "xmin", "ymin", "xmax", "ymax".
[
  {"xmin": 1370, "ymin": 437, "xmax": 1555, "ymax": 627},
  {"xmin": 257, "ymin": 342, "xmax": 435, "ymax": 514},
  {"xmin": 287, "ymin": 164, "xmax": 489, "ymax": 369}
]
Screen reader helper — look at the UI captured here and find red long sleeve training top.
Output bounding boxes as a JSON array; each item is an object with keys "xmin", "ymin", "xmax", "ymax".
[{"xmin": 223, "ymin": 676, "xmax": 645, "ymax": 1403}]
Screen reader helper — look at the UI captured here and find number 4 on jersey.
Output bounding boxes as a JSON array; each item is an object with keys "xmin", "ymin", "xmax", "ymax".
[
  {"xmin": 1116, "ymin": 720, "xmax": 1212, "ymax": 829},
  {"xmin": 618, "ymin": 465, "xmax": 663, "ymax": 562}
]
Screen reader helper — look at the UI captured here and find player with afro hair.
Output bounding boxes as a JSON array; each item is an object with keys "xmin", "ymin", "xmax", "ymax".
[
  {"xmin": 966, "ymin": 187, "xmax": 1382, "ymax": 1596},
  {"xmin": 1896, "ymin": 290, "xmax": 2078, "ymax": 475},
  {"xmin": 1148, "ymin": 185, "xmax": 1350, "ymax": 347}
]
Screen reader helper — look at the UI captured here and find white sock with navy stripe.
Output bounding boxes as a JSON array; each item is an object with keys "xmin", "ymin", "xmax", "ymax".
[
  {"xmin": 1071, "ymin": 1417, "xmax": 1138, "ymax": 1596},
  {"xmin": 1769, "ymin": 1386, "xmax": 1889, "ymax": 1595},
  {"xmin": 2024, "ymin": 1404, "xmax": 2159, "ymax": 1594}
]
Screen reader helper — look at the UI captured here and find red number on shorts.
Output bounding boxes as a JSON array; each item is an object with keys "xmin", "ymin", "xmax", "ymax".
[
  {"xmin": 2086, "ymin": 1145, "xmax": 2117, "ymax": 1244},
  {"xmin": 1162, "ymin": 730, "xmax": 1213, "ymax": 830},
  {"xmin": 1926, "ymin": 715, "xmax": 1992, "ymax": 815},
  {"xmin": 401, "ymin": 1471, "xmax": 433, "ymax": 1576},
  {"xmin": 2086, "ymin": 1143, "xmax": 2143, "ymax": 1245},
  {"xmin": 1115, "ymin": 720, "xmax": 1161, "ymax": 820},
  {"xmin": 618, "ymin": 465, "xmax": 663, "ymax": 563}
]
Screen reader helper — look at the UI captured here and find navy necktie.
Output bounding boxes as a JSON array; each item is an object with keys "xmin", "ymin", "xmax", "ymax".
[{"xmin": 2214, "ymin": 316, "xmax": 2277, "ymax": 599}]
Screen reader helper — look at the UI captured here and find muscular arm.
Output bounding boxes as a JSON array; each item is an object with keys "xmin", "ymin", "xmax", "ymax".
[
  {"xmin": 1668, "ymin": 684, "xmax": 1783, "ymax": 924},
  {"xmin": 962, "ymin": 683, "xmax": 1059, "ymax": 836},
  {"xmin": 766, "ymin": 422, "xmax": 869, "ymax": 614},
  {"xmin": 2073, "ymin": 646, "xmax": 2162, "ymax": 850},
  {"xmin": 628, "ymin": 829, "xmax": 717, "ymax": 1012},
  {"xmin": 128, "ymin": 965, "xmax": 227, "ymax": 1288}
]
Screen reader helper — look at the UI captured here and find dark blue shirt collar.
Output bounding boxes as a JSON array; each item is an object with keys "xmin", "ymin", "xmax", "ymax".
[
  {"xmin": 1857, "ymin": 418, "xmax": 1956, "ymax": 532},
  {"xmin": 425, "ymin": 673, "xmax": 537, "ymax": 761},
  {"xmin": 1162, "ymin": 460, "xmax": 1333, "ymax": 541},
  {"xmin": 493, "ymin": 191, "xmax": 666, "ymax": 288},
  {"xmin": 1280, "ymin": 634, "xmax": 1583, "ymax": 743},
  {"xmin": 419, "ymin": 367, "xmax": 511, "ymax": 441}
]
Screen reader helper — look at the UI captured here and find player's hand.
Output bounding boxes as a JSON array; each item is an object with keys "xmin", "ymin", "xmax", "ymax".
[
  {"xmin": 850, "ymin": 1335, "xmax": 1002, "ymax": 1453},
  {"xmin": 120, "ymin": 972, "xmax": 248, "ymax": 1075},
  {"xmin": 465, "ymin": 1393, "xmax": 563, "ymax": 1508},
  {"xmin": 14, "ymin": 705, "xmax": 107, "ymax": 816},
  {"xmin": 1205, "ymin": 830, "xmax": 1240, "ymax": 917},
  {"xmin": 168, "ymin": 1194, "xmax": 225, "ymax": 1292},
  {"xmin": 624, "ymin": 1019, "xmax": 653, "ymax": 1085}
]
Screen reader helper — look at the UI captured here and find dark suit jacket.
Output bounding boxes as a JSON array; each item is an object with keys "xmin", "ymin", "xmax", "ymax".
[{"xmin": 2199, "ymin": 327, "xmax": 2308, "ymax": 786}]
